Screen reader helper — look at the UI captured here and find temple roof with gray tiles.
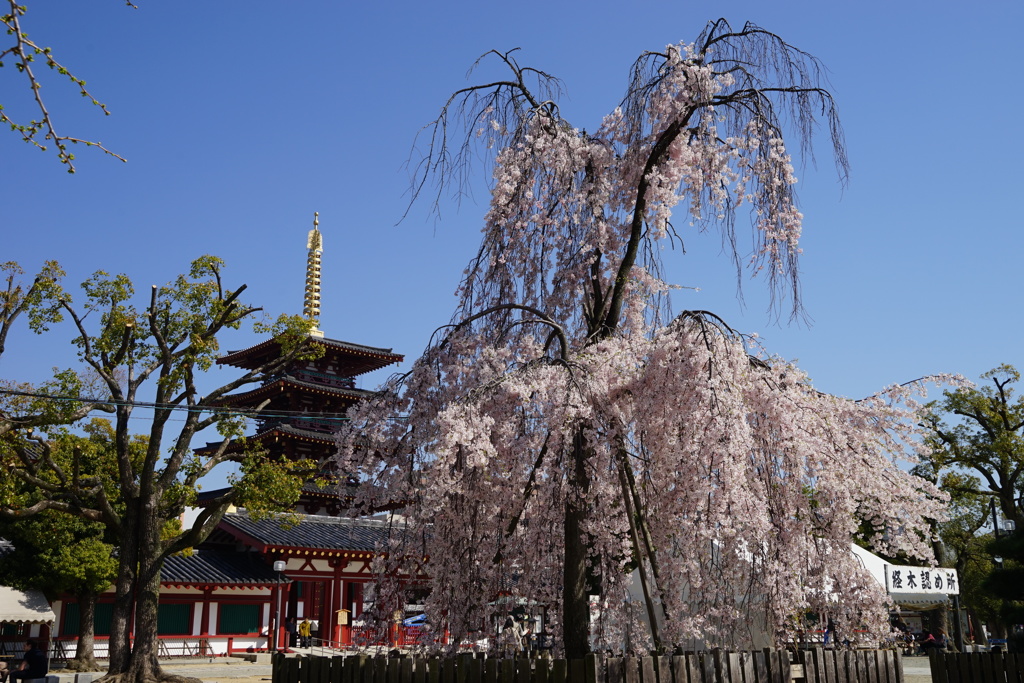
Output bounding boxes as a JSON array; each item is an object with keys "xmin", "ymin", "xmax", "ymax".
[
  {"xmin": 218, "ymin": 511, "xmax": 390, "ymax": 553},
  {"xmin": 162, "ymin": 548, "xmax": 287, "ymax": 586}
]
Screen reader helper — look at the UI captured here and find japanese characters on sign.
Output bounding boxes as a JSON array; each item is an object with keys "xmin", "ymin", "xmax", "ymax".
[{"xmin": 885, "ymin": 565, "xmax": 959, "ymax": 595}]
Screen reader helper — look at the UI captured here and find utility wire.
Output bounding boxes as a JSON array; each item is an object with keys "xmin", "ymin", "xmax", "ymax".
[{"xmin": 0, "ymin": 387, "xmax": 386, "ymax": 422}]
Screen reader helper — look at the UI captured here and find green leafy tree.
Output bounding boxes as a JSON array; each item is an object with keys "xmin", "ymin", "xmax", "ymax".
[
  {"xmin": 0, "ymin": 419, "xmax": 141, "ymax": 670},
  {"xmin": 987, "ymin": 530, "xmax": 1024, "ymax": 642},
  {"xmin": 0, "ymin": 255, "xmax": 319, "ymax": 683},
  {"xmin": 1, "ymin": 261, "xmax": 115, "ymax": 436},
  {"xmin": 921, "ymin": 365, "xmax": 1024, "ymax": 641},
  {"xmin": 0, "ymin": 511, "xmax": 116, "ymax": 670},
  {"xmin": 921, "ymin": 365, "xmax": 1024, "ymax": 527}
]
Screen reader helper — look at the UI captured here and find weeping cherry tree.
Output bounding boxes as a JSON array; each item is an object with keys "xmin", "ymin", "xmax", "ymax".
[{"xmin": 337, "ymin": 21, "xmax": 947, "ymax": 657}]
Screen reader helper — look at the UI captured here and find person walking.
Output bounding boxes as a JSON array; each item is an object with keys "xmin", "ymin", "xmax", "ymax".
[{"xmin": 299, "ymin": 618, "xmax": 312, "ymax": 648}]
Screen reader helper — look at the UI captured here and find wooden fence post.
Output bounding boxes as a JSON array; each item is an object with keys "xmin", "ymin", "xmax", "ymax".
[
  {"xmin": 500, "ymin": 658, "xmax": 517, "ymax": 683},
  {"xmin": 388, "ymin": 657, "xmax": 403, "ymax": 683},
  {"xmin": 534, "ymin": 656, "xmax": 551, "ymax": 683},
  {"xmin": 739, "ymin": 652, "xmax": 755, "ymax": 683},
  {"xmin": 518, "ymin": 657, "xmax": 534, "ymax": 683},
  {"xmin": 455, "ymin": 654, "xmax": 469, "ymax": 683},
  {"xmin": 668, "ymin": 655, "xmax": 685, "ymax": 683},
  {"xmin": 607, "ymin": 657, "xmax": 624, "ymax": 683},
  {"xmin": 551, "ymin": 659, "xmax": 568, "ymax": 683},
  {"xmin": 441, "ymin": 656, "xmax": 457, "ymax": 683},
  {"xmin": 699, "ymin": 652, "xmax": 716, "ymax": 683},
  {"xmin": 285, "ymin": 655, "xmax": 302, "ymax": 683},
  {"xmin": 1007, "ymin": 651, "xmax": 1021, "ymax": 682},
  {"xmin": 622, "ymin": 657, "xmax": 639, "ymax": 683},
  {"xmin": 639, "ymin": 657, "xmax": 656, "ymax": 683},
  {"xmin": 652, "ymin": 656, "xmax": 667, "ymax": 683}
]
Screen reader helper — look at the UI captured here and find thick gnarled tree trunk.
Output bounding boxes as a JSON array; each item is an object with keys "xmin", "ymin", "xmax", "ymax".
[
  {"xmin": 101, "ymin": 500, "xmax": 200, "ymax": 683},
  {"xmin": 562, "ymin": 428, "xmax": 593, "ymax": 659}
]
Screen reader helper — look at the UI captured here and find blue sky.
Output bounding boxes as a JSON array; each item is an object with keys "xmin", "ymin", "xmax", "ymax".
[{"xmin": 2, "ymin": 1, "xmax": 1022, "ymax": 460}]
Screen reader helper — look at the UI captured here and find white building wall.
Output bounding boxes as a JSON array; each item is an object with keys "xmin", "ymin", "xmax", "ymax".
[{"xmin": 192, "ymin": 605, "xmax": 203, "ymax": 636}]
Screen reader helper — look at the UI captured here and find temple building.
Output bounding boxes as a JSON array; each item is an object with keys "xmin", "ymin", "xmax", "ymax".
[{"xmin": 50, "ymin": 215, "xmax": 410, "ymax": 657}]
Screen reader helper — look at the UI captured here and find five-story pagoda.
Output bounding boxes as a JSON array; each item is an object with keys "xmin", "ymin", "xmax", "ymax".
[{"xmin": 205, "ymin": 214, "xmax": 403, "ymax": 514}]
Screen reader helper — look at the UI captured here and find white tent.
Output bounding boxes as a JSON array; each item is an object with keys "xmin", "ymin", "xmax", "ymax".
[{"xmin": 0, "ymin": 586, "xmax": 54, "ymax": 624}]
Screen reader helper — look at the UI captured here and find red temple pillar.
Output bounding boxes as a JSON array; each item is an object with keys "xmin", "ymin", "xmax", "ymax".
[
  {"xmin": 330, "ymin": 560, "xmax": 343, "ymax": 646},
  {"xmin": 319, "ymin": 577, "xmax": 331, "ymax": 647},
  {"xmin": 280, "ymin": 579, "xmax": 293, "ymax": 650}
]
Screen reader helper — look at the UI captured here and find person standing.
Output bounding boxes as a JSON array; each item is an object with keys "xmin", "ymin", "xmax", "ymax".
[
  {"xmin": 299, "ymin": 618, "xmax": 312, "ymax": 648},
  {"xmin": 286, "ymin": 618, "xmax": 297, "ymax": 649}
]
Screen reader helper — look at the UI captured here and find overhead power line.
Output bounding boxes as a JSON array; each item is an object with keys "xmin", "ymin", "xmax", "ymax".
[{"xmin": 0, "ymin": 387, "xmax": 369, "ymax": 422}]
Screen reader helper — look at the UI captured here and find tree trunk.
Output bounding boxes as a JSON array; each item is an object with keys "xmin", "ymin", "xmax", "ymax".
[
  {"xmin": 123, "ymin": 551, "xmax": 163, "ymax": 683},
  {"xmin": 927, "ymin": 535, "xmax": 950, "ymax": 644},
  {"xmin": 617, "ymin": 464, "xmax": 662, "ymax": 651},
  {"xmin": 100, "ymin": 498, "xmax": 200, "ymax": 683},
  {"xmin": 107, "ymin": 499, "xmax": 139, "ymax": 674},
  {"xmin": 68, "ymin": 591, "xmax": 100, "ymax": 671},
  {"xmin": 562, "ymin": 428, "xmax": 592, "ymax": 659}
]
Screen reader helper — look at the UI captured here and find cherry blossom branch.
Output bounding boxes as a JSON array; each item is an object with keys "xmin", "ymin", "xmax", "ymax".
[
  {"xmin": 405, "ymin": 48, "xmax": 565, "ymax": 220},
  {"xmin": 438, "ymin": 303, "xmax": 570, "ymax": 361}
]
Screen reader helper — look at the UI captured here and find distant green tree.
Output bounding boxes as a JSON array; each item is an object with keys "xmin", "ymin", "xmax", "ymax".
[
  {"xmin": 987, "ymin": 531, "xmax": 1024, "ymax": 641},
  {"xmin": 921, "ymin": 365, "xmax": 1024, "ymax": 527},
  {"xmin": 945, "ymin": 532, "xmax": 1004, "ymax": 642},
  {"xmin": 921, "ymin": 365, "xmax": 1024, "ymax": 640}
]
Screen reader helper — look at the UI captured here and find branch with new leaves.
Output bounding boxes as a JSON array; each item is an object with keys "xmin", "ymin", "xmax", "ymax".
[{"xmin": 1, "ymin": 1, "xmax": 129, "ymax": 171}]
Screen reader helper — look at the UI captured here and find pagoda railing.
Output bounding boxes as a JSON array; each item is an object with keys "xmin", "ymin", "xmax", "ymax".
[
  {"xmin": 259, "ymin": 371, "xmax": 357, "ymax": 390},
  {"xmin": 292, "ymin": 369, "xmax": 357, "ymax": 389},
  {"xmin": 259, "ymin": 417, "xmax": 341, "ymax": 434}
]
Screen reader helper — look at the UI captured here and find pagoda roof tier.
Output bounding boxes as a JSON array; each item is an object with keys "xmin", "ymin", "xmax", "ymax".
[
  {"xmin": 219, "ymin": 335, "xmax": 403, "ymax": 376},
  {"xmin": 195, "ymin": 422, "xmax": 338, "ymax": 455},
  {"xmin": 214, "ymin": 375, "xmax": 375, "ymax": 408},
  {"xmin": 219, "ymin": 511, "xmax": 389, "ymax": 554}
]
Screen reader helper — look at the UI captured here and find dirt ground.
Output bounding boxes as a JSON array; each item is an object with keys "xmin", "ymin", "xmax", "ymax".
[{"xmin": 198, "ymin": 676, "xmax": 271, "ymax": 683}]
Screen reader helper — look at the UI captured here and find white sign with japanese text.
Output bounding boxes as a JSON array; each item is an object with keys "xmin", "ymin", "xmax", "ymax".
[{"xmin": 885, "ymin": 565, "xmax": 960, "ymax": 595}]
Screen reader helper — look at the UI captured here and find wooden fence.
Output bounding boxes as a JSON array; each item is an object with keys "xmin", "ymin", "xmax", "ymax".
[
  {"xmin": 929, "ymin": 650, "xmax": 1024, "ymax": 682},
  {"xmin": 272, "ymin": 649, "xmax": 904, "ymax": 683}
]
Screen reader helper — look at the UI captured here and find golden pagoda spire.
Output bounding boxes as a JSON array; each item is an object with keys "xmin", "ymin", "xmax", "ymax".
[{"xmin": 303, "ymin": 212, "xmax": 325, "ymax": 338}]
